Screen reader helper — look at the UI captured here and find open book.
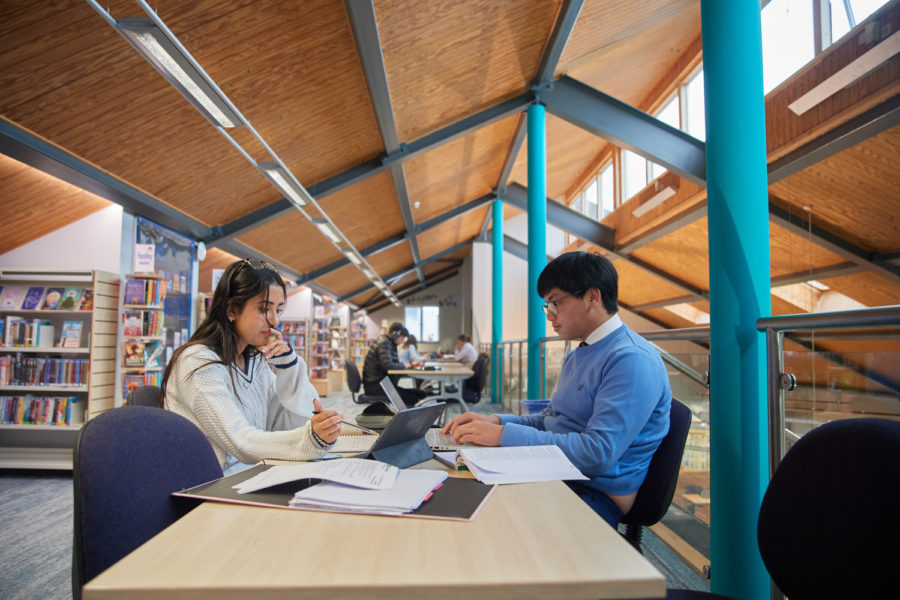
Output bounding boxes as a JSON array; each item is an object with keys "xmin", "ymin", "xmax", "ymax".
[{"xmin": 457, "ymin": 445, "xmax": 588, "ymax": 484}]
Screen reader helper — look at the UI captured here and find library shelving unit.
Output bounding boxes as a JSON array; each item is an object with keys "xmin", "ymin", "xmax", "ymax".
[
  {"xmin": 280, "ymin": 319, "xmax": 309, "ymax": 365},
  {"xmin": 327, "ymin": 317, "xmax": 347, "ymax": 392},
  {"xmin": 121, "ymin": 273, "xmax": 167, "ymax": 403},
  {"xmin": 310, "ymin": 316, "xmax": 330, "ymax": 396},
  {"xmin": 0, "ymin": 268, "xmax": 119, "ymax": 469},
  {"xmin": 349, "ymin": 314, "xmax": 369, "ymax": 368}
]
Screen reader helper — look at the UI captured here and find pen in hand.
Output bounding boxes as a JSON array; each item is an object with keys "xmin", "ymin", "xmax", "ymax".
[{"xmin": 313, "ymin": 411, "xmax": 378, "ymax": 435}]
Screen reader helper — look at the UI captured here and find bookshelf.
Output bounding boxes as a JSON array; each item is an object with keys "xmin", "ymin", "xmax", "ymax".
[
  {"xmin": 327, "ymin": 317, "xmax": 347, "ymax": 392},
  {"xmin": 0, "ymin": 268, "xmax": 119, "ymax": 469},
  {"xmin": 279, "ymin": 319, "xmax": 309, "ymax": 366},
  {"xmin": 349, "ymin": 313, "xmax": 369, "ymax": 368},
  {"xmin": 310, "ymin": 315, "xmax": 330, "ymax": 396},
  {"xmin": 121, "ymin": 274, "xmax": 166, "ymax": 403}
]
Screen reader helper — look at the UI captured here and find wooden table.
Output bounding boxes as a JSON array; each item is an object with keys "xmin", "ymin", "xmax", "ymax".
[
  {"xmin": 390, "ymin": 365, "xmax": 474, "ymax": 413},
  {"xmin": 83, "ymin": 462, "xmax": 665, "ymax": 599}
]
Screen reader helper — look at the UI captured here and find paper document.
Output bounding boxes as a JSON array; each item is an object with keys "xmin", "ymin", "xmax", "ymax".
[
  {"xmin": 289, "ymin": 469, "xmax": 448, "ymax": 516},
  {"xmin": 458, "ymin": 445, "xmax": 588, "ymax": 484},
  {"xmin": 233, "ymin": 458, "xmax": 398, "ymax": 494}
]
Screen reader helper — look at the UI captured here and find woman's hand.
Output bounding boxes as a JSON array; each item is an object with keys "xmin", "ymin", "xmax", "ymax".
[
  {"xmin": 257, "ymin": 328, "xmax": 291, "ymax": 360},
  {"xmin": 310, "ymin": 398, "xmax": 342, "ymax": 444}
]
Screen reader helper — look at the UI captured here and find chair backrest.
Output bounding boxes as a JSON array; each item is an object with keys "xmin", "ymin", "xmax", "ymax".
[
  {"xmin": 126, "ymin": 384, "xmax": 163, "ymax": 408},
  {"xmin": 344, "ymin": 359, "xmax": 362, "ymax": 394},
  {"xmin": 72, "ymin": 406, "xmax": 223, "ymax": 599},
  {"xmin": 757, "ymin": 417, "xmax": 900, "ymax": 598},
  {"xmin": 620, "ymin": 398, "xmax": 691, "ymax": 529},
  {"xmin": 463, "ymin": 354, "xmax": 489, "ymax": 404}
]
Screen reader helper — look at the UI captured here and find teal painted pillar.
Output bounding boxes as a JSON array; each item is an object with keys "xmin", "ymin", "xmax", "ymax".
[
  {"xmin": 701, "ymin": 1, "xmax": 771, "ymax": 598},
  {"xmin": 527, "ymin": 104, "xmax": 547, "ymax": 401},
  {"xmin": 491, "ymin": 198, "xmax": 503, "ymax": 404}
]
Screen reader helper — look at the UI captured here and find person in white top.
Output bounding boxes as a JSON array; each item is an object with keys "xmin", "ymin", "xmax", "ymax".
[
  {"xmin": 163, "ymin": 258, "xmax": 343, "ymax": 474},
  {"xmin": 453, "ymin": 334, "xmax": 478, "ymax": 368},
  {"xmin": 398, "ymin": 334, "xmax": 424, "ymax": 364}
]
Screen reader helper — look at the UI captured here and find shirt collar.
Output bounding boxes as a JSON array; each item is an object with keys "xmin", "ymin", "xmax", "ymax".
[{"xmin": 581, "ymin": 313, "xmax": 622, "ymax": 347}]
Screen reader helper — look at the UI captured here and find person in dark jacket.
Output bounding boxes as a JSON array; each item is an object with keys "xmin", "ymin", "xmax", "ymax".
[{"xmin": 362, "ymin": 321, "xmax": 426, "ymax": 406}]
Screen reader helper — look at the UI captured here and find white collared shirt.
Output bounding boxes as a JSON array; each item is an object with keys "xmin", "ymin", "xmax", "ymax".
[{"xmin": 580, "ymin": 313, "xmax": 623, "ymax": 347}]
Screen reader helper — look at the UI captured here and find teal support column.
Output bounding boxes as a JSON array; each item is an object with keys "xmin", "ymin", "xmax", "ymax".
[
  {"xmin": 491, "ymin": 198, "xmax": 503, "ymax": 404},
  {"xmin": 527, "ymin": 104, "xmax": 547, "ymax": 401},
  {"xmin": 701, "ymin": 1, "xmax": 771, "ymax": 598}
]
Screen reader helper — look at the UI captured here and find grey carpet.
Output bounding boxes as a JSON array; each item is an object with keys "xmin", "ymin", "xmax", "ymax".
[{"xmin": 0, "ymin": 388, "xmax": 708, "ymax": 598}]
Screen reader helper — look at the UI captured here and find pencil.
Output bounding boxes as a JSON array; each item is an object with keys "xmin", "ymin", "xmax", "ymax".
[{"xmin": 313, "ymin": 411, "xmax": 378, "ymax": 435}]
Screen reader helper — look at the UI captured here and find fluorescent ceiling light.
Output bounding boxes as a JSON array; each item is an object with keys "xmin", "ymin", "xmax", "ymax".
[
  {"xmin": 343, "ymin": 250, "xmax": 362, "ymax": 265},
  {"xmin": 807, "ymin": 280, "xmax": 830, "ymax": 291},
  {"xmin": 632, "ymin": 184, "xmax": 677, "ymax": 218},
  {"xmin": 115, "ymin": 18, "xmax": 243, "ymax": 128},
  {"xmin": 257, "ymin": 162, "xmax": 313, "ymax": 208},
  {"xmin": 312, "ymin": 219, "xmax": 341, "ymax": 244},
  {"xmin": 373, "ymin": 281, "xmax": 386, "ymax": 290},
  {"xmin": 789, "ymin": 30, "xmax": 900, "ymax": 115},
  {"xmin": 361, "ymin": 267, "xmax": 375, "ymax": 279}
]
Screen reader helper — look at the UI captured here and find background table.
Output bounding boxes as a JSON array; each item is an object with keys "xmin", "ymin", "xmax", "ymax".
[
  {"xmin": 83, "ymin": 464, "xmax": 665, "ymax": 599},
  {"xmin": 390, "ymin": 365, "xmax": 474, "ymax": 412}
]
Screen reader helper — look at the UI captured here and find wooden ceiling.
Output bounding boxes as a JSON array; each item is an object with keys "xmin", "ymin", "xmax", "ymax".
[{"xmin": 1, "ymin": 0, "xmax": 898, "ymax": 334}]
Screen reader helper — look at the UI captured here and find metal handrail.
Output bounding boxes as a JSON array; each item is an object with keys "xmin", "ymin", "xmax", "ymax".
[{"xmin": 756, "ymin": 305, "xmax": 900, "ymax": 477}]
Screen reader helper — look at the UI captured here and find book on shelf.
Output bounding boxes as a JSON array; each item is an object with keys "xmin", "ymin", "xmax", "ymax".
[
  {"xmin": 3, "ymin": 317, "xmax": 54, "ymax": 347},
  {"xmin": 0, "ymin": 286, "xmax": 27, "ymax": 310},
  {"xmin": 58, "ymin": 287, "xmax": 83, "ymax": 310},
  {"xmin": 123, "ymin": 279, "xmax": 146, "ymax": 305},
  {"xmin": 79, "ymin": 289, "xmax": 94, "ymax": 310},
  {"xmin": 123, "ymin": 340, "xmax": 145, "ymax": 367},
  {"xmin": 60, "ymin": 321, "xmax": 83, "ymax": 348},
  {"xmin": 0, "ymin": 355, "xmax": 90, "ymax": 386},
  {"xmin": 21, "ymin": 287, "xmax": 46, "ymax": 310},
  {"xmin": 40, "ymin": 287, "xmax": 65, "ymax": 310},
  {"xmin": 0, "ymin": 395, "xmax": 84, "ymax": 426}
]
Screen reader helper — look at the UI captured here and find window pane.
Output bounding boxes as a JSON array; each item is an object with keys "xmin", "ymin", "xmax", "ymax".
[
  {"xmin": 404, "ymin": 306, "xmax": 421, "ymax": 339},
  {"xmin": 571, "ymin": 193, "xmax": 583, "ymax": 213},
  {"xmin": 599, "ymin": 164, "xmax": 615, "ymax": 217},
  {"xmin": 623, "ymin": 150, "xmax": 648, "ymax": 201},
  {"xmin": 685, "ymin": 70, "xmax": 705, "ymax": 141},
  {"xmin": 421, "ymin": 306, "xmax": 440, "ymax": 343},
  {"xmin": 584, "ymin": 180, "xmax": 599, "ymax": 220},
  {"xmin": 762, "ymin": 0, "xmax": 814, "ymax": 93},
  {"xmin": 832, "ymin": 0, "xmax": 889, "ymax": 44},
  {"xmin": 657, "ymin": 97, "xmax": 680, "ymax": 129}
]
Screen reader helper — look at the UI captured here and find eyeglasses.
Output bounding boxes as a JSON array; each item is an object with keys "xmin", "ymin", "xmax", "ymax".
[{"xmin": 541, "ymin": 292, "xmax": 581, "ymax": 315}]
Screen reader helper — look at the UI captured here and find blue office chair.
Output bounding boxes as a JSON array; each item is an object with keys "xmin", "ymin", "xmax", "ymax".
[
  {"xmin": 126, "ymin": 384, "xmax": 163, "ymax": 408},
  {"xmin": 72, "ymin": 406, "xmax": 223, "ymax": 599},
  {"xmin": 632, "ymin": 417, "xmax": 900, "ymax": 599}
]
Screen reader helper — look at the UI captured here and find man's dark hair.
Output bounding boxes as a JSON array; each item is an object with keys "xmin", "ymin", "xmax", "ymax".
[
  {"xmin": 388, "ymin": 321, "xmax": 408, "ymax": 339},
  {"xmin": 537, "ymin": 251, "xmax": 618, "ymax": 314}
]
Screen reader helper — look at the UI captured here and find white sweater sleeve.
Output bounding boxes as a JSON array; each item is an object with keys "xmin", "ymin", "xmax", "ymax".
[{"xmin": 165, "ymin": 345, "xmax": 328, "ymax": 468}]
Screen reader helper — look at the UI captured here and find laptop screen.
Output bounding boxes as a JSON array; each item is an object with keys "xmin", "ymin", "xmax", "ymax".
[{"xmin": 378, "ymin": 376, "xmax": 408, "ymax": 412}]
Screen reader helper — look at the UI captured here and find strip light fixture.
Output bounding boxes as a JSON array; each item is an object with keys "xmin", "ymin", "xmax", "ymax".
[
  {"xmin": 115, "ymin": 18, "xmax": 244, "ymax": 128},
  {"xmin": 312, "ymin": 219, "xmax": 342, "ymax": 244},
  {"xmin": 632, "ymin": 182, "xmax": 677, "ymax": 218},
  {"xmin": 257, "ymin": 162, "xmax": 312, "ymax": 208}
]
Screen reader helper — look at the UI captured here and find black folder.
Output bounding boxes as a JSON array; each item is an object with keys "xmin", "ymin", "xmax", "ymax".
[{"xmin": 174, "ymin": 462, "xmax": 495, "ymax": 521}]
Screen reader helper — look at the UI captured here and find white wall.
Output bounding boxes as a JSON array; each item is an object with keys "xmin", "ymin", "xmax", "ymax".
[
  {"xmin": 0, "ymin": 205, "xmax": 124, "ymax": 273},
  {"xmin": 282, "ymin": 286, "xmax": 312, "ymax": 320}
]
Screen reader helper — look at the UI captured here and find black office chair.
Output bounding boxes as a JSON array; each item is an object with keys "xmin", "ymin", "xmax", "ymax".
[
  {"xmin": 633, "ymin": 417, "xmax": 900, "ymax": 600},
  {"xmin": 72, "ymin": 406, "xmax": 223, "ymax": 600},
  {"xmin": 126, "ymin": 384, "xmax": 163, "ymax": 408},
  {"xmin": 344, "ymin": 359, "xmax": 382, "ymax": 404},
  {"xmin": 461, "ymin": 353, "xmax": 489, "ymax": 405},
  {"xmin": 620, "ymin": 398, "xmax": 692, "ymax": 554}
]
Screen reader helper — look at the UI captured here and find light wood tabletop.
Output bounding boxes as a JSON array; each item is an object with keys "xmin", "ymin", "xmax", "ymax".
[{"xmin": 83, "ymin": 461, "xmax": 665, "ymax": 599}]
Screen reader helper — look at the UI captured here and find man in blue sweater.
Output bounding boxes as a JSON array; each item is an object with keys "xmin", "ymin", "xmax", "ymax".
[{"xmin": 442, "ymin": 251, "xmax": 671, "ymax": 526}]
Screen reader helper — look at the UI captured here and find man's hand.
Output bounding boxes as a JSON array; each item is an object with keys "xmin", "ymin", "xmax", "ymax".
[{"xmin": 441, "ymin": 412, "xmax": 502, "ymax": 446}]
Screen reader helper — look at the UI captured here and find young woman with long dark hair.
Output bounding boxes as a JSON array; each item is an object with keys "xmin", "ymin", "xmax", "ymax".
[{"xmin": 163, "ymin": 258, "xmax": 342, "ymax": 473}]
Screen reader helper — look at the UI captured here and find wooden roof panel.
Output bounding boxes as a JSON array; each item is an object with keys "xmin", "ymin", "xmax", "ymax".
[
  {"xmin": 316, "ymin": 263, "xmax": 370, "ymax": 298},
  {"xmin": 558, "ymin": 0, "xmax": 701, "ymax": 108},
  {"xmin": 376, "ymin": 0, "xmax": 561, "ymax": 141},
  {"xmin": 319, "ymin": 171, "xmax": 405, "ymax": 251},
  {"xmin": 0, "ymin": 153, "xmax": 111, "ymax": 254},
  {"xmin": 406, "ymin": 116, "xmax": 518, "ymax": 224},
  {"xmin": 769, "ymin": 221, "xmax": 847, "ymax": 279},
  {"xmin": 630, "ymin": 217, "xmax": 710, "ymax": 291},
  {"xmin": 613, "ymin": 257, "xmax": 691, "ymax": 308},
  {"xmin": 367, "ymin": 241, "xmax": 415, "ymax": 279},
  {"xmin": 770, "ymin": 126, "xmax": 900, "ymax": 253},
  {"xmin": 235, "ymin": 212, "xmax": 344, "ymax": 274},
  {"xmin": 819, "ymin": 271, "xmax": 900, "ymax": 309},
  {"xmin": 416, "ymin": 210, "xmax": 485, "ymax": 259}
]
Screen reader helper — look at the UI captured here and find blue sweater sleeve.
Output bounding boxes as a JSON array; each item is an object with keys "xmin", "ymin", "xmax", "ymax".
[{"xmin": 499, "ymin": 345, "xmax": 666, "ymax": 480}]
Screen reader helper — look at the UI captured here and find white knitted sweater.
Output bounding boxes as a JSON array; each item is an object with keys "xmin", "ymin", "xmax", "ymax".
[{"xmin": 165, "ymin": 344, "xmax": 329, "ymax": 471}]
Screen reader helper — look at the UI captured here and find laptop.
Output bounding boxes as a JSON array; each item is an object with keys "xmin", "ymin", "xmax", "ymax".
[{"xmin": 379, "ymin": 376, "xmax": 474, "ymax": 452}]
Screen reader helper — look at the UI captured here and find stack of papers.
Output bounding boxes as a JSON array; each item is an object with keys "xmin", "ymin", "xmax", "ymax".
[
  {"xmin": 289, "ymin": 469, "xmax": 448, "ymax": 516},
  {"xmin": 233, "ymin": 458, "xmax": 398, "ymax": 494},
  {"xmin": 458, "ymin": 445, "xmax": 588, "ymax": 484}
]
